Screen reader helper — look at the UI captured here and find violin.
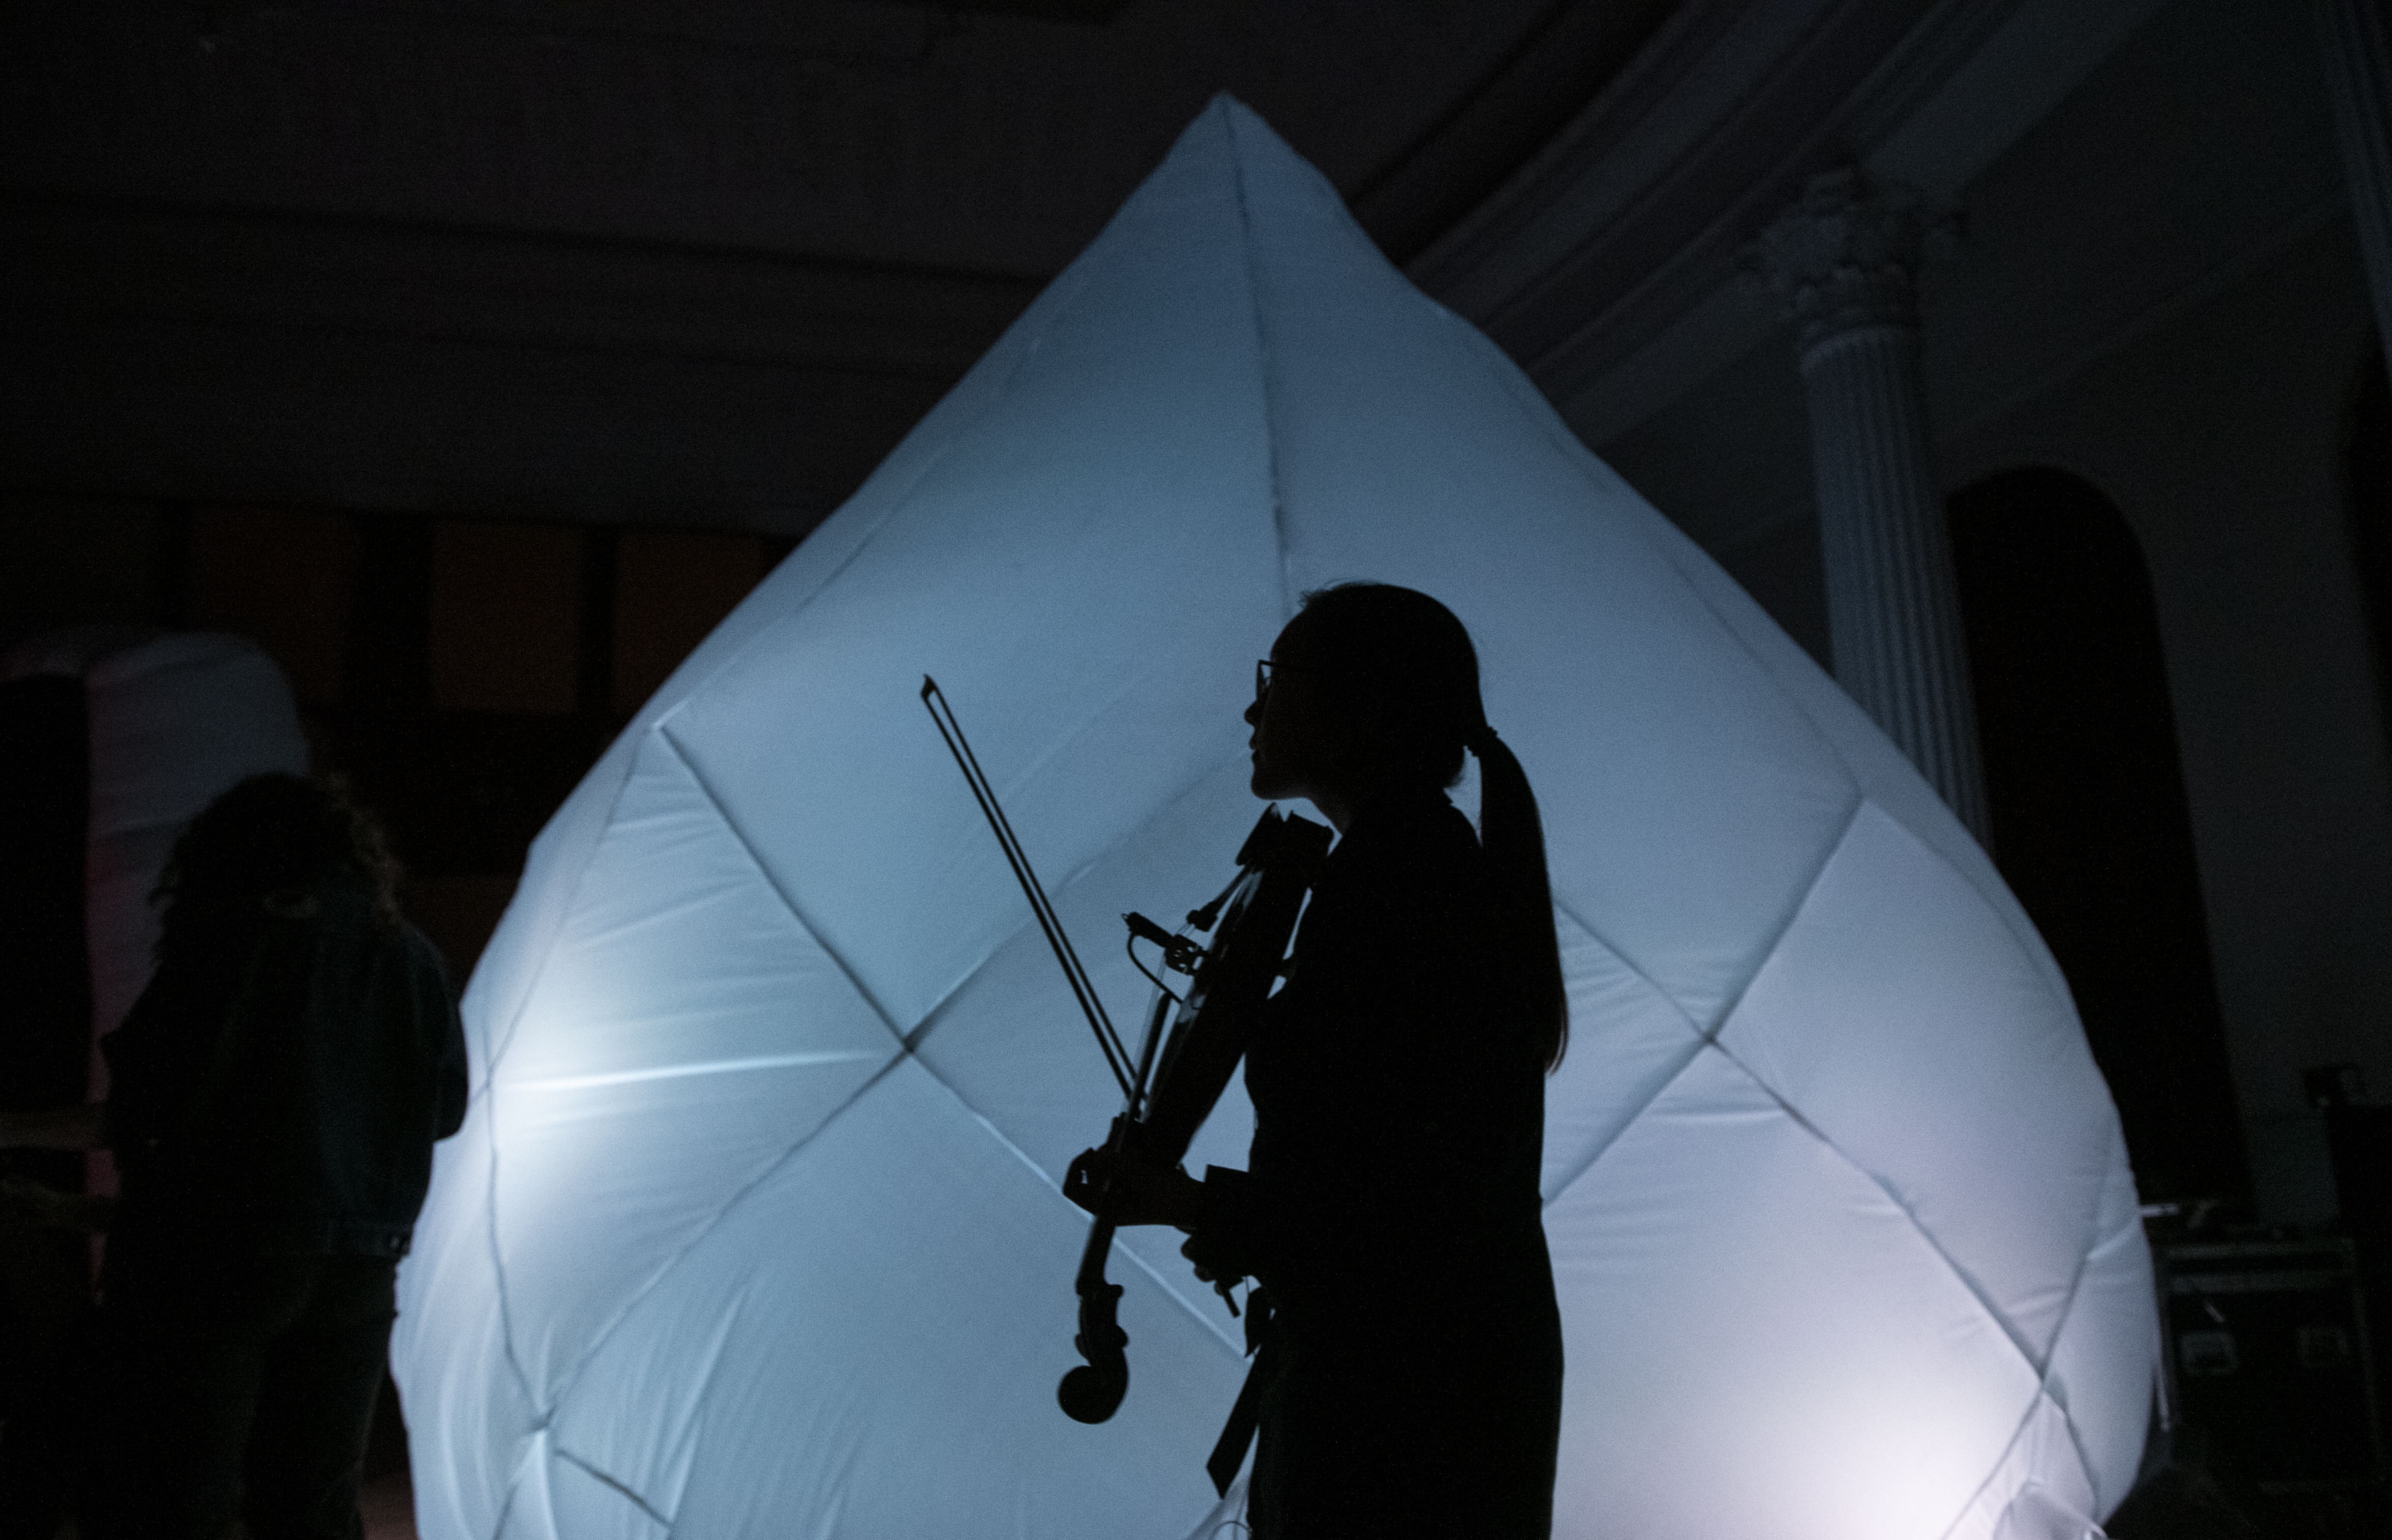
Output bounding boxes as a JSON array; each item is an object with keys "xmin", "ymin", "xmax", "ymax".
[{"xmin": 922, "ymin": 678, "xmax": 1330, "ymax": 1425}]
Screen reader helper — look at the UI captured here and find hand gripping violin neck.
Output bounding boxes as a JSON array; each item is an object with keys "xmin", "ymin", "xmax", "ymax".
[{"xmin": 922, "ymin": 678, "xmax": 1329, "ymax": 1425}]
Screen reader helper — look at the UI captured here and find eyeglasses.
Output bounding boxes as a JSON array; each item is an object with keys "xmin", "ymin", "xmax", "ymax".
[{"xmin": 1254, "ymin": 657, "xmax": 1314, "ymax": 703}]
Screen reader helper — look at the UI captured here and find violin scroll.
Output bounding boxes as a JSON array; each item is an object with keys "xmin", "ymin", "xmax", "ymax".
[{"xmin": 1057, "ymin": 1303, "xmax": 1128, "ymax": 1423}]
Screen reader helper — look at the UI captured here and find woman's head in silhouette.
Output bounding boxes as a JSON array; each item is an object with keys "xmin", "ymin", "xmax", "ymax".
[
  {"xmin": 155, "ymin": 773, "xmax": 402, "ymax": 958},
  {"xmin": 1246, "ymin": 583, "xmax": 1483, "ymax": 818},
  {"xmin": 1247, "ymin": 583, "xmax": 1568, "ymax": 1066}
]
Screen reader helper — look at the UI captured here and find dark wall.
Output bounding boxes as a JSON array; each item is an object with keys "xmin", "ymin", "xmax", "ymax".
[
  {"xmin": 0, "ymin": 675, "xmax": 93, "ymax": 1192},
  {"xmin": 2348, "ymin": 349, "xmax": 2392, "ymax": 738},
  {"xmin": 1951, "ymin": 466, "xmax": 2245, "ymax": 1206},
  {"xmin": 3, "ymin": 500, "xmax": 786, "ymax": 978}
]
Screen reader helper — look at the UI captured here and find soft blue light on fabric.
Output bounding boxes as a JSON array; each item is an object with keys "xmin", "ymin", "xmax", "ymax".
[{"xmin": 395, "ymin": 97, "xmax": 2154, "ymax": 1540}]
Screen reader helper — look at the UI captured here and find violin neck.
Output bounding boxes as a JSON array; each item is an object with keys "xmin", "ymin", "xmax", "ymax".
[{"xmin": 1138, "ymin": 813, "xmax": 1329, "ymax": 1163}]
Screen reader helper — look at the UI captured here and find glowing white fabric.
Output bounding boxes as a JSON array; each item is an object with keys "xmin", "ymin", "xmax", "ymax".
[{"xmin": 396, "ymin": 97, "xmax": 2155, "ymax": 1540}]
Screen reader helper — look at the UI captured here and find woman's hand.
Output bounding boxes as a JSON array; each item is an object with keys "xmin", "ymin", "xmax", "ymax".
[{"xmin": 1064, "ymin": 1146, "xmax": 1205, "ymax": 1231}]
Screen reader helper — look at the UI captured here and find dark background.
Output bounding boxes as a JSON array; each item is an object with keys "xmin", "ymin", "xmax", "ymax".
[{"xmin": 5, "ymin": 0, "xmax": 2391, "ymax": 1530}]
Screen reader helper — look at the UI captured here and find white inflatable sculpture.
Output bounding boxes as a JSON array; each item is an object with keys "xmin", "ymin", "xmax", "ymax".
[{"xmin": 397, "ymin": 97, "xmax": 2156, "ymax": 1540}]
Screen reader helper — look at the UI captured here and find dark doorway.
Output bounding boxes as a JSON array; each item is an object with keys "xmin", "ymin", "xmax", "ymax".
[{"xmin": 1949, "ymin": 468, "xmax": 2247, "ymax": 1208}]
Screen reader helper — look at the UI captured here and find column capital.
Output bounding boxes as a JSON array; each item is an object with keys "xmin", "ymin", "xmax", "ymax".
[{"xmin": 1749, "ymin": 167, "xmax": 1947, "ymax": 351}]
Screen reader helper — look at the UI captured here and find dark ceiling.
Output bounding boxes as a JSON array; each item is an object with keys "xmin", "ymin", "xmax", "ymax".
[
  {"xmin": 3, "ymin": 0, "xmax": 1681, "ymax": 276},
  {"xmin": 0, "ymin": 0, "xmax": 1700, "ymax": 525}
]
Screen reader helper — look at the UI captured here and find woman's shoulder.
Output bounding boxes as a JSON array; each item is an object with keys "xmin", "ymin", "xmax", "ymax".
[
  {"xmin": 398, "ymin": 921, "xmax": 459, "ymax": 997},
  {"xmin": 286, "ymin": 883, "xmax": 446, "ymax": 980},
  {"xmin": 1336, "ymin": 793, "xmax": 1481, "ymax": 873},
  {"xmin": 1316, "ymin": 794, "xmax": 1487, "ymax": 932}
]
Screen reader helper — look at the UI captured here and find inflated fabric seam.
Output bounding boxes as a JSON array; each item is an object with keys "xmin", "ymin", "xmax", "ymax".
[
  {"xmin": 1537, "ymin": 1036, "xmax": 1710, "ymax": 1210},
  {"xmin": 1535, "ymin": 900, "xmax": 1708, "ymax": 1204},
  {"xmin": 1886, "ymin": 825, "xmax": 2119, "ymax": 1284},
  {"xmin": 540, "ymin": 1053, "xmax": 912, "ymax": 1422},
  {"xmin": 1468, "ymin": 320, "xmax": 2075, "ymax": 1019},
  {"xmin": 2036, "ymin": 1236, "xmax": 2097, "ymax": 1384},
  {"xmin": 486, "ymin": 1459, "xmax": 524, "ymax": 1540},
  {"xmin": 1781, "ymin": 799, "xmax": 2114, "ymax": 1299},
  {"xmin": 1637, "ymin": 479, "xmax": 2072, "ymax": 1012},
  {"xmin": 1934, "ymin": 1400, "xmax": 2036, "ymax": 1540},
  {"xmin": 486, "ymin": 1424, "xmax": 552, "ymax": 1540},
  {"xmin": 1221, "ymin": 99, "xmax": 1297, "ymax": 620},
  {"xmin": 1454, "ymin": 320, "xmax": 1863, "ymax": 790},
  {"xmin": 1932, "ymin": 1386, "xmax": 2083, "ymax": 1540},
  {"xmin": 483, "ymin": 1080, "xmax": 546, "ymax": 1436},
  {"xmin": 1504, "ymin": 796, "xmax": 1856, "ymax": 1212},
  {"xmin": 2019, "ymin": 1222, "xmax": 2106, "ymax": 1504},
  {"xmin": 631, "ymin": 1280, "xmax": 751, "ymax": 1529},
  {"xmin": 1547, "ymin": 894, "xmax": 1708, "ymax": 1041},
  {"xmin": 2045, "ymin": 1155, "xmax": 2157, "ymax": 1513},
  {"xmin": 953, "ymin": 1085, "xmax": 1248, "ymax": 1354},
  {"xmin": 903, "ymin": 749, "xmax": 1259, "ymax": 1055},
  {"xmin": 542, "ymin": 756, "xmax": 1261, "ymax": 1409},
  {"xmin": 636, "ymin": 221, "xmax": 1108, "ymax": 758},
  {"xmin": 523, "ymin": 730, "xmax": 911, "ymax": 1414},
  {"xmin": 1700, "ymin": 795, "xmax": 1866, "ymax": 1038},
  {"xmin": 1551, "ymin": 1033, "xmax": 2066, "ymax": 1528},
  {"xmin": 654, "ymin": 723, "xmax": 902, "ymax": 1041},
  {"xmin": 550, "ymin": 1445, "xmax": 673, "ymax": 1530},
  {"xmin": 563, "ymin": 197, "xmax": 1115, "ymax": 1102},
  {"xmin": 753, "ymin": 248, "xmax": 1106, "ymax": 631},
  {"xmin": 1702, "ymin": 1027, "xmax": 2048, "ymax": 1379},
  {"xmin": 484, "ymin": 732, "xmax": 657, "ymax": 1072}
]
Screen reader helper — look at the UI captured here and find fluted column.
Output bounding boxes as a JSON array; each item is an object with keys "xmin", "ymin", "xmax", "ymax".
[
  {"xmin": 2320, "ymin": 0, "xmax": 2392, "ymax": 361},
  {"xmin": 1754, "ymin": 168, "xmax": 1989, "ymax": 843}
]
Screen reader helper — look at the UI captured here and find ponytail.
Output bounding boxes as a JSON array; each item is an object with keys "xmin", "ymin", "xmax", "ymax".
[
  {"xmin": 1468, "ymin": 726, "xmax": 1569, "ymax": 1071},
  {"xmin": 1288, "ymin": 581, "xmax": 1569, "ymax": 1073}
]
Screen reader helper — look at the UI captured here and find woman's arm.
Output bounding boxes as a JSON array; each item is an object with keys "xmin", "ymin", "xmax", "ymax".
[{"xmin": 0, "ymin": 1104, "xmax": 105, "ymax": 1150}]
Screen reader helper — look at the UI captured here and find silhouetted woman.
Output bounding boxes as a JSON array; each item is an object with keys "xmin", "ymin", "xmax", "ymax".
[
  {"xmin": 1071, "ymin": 583, "xmax": 1566, "ymax": 1538},
  {"xmin": 86, "ymin": 774, "xmax": 466, "ymax": 1540}
]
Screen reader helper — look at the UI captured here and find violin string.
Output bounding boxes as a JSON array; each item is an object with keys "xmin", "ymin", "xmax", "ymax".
[{"xmin": 922, "ymin": 680, "xmax": 1134, "ymax": 1094}]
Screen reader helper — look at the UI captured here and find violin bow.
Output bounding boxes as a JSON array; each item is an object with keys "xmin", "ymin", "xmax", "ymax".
[
  {"xmin": 921, "ymin": 676, "xmax": 1134, "ymax": 1099},
  {"xmin": 925, "ymin": 677, "xmax": 1308, "ymax": 1428}
]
